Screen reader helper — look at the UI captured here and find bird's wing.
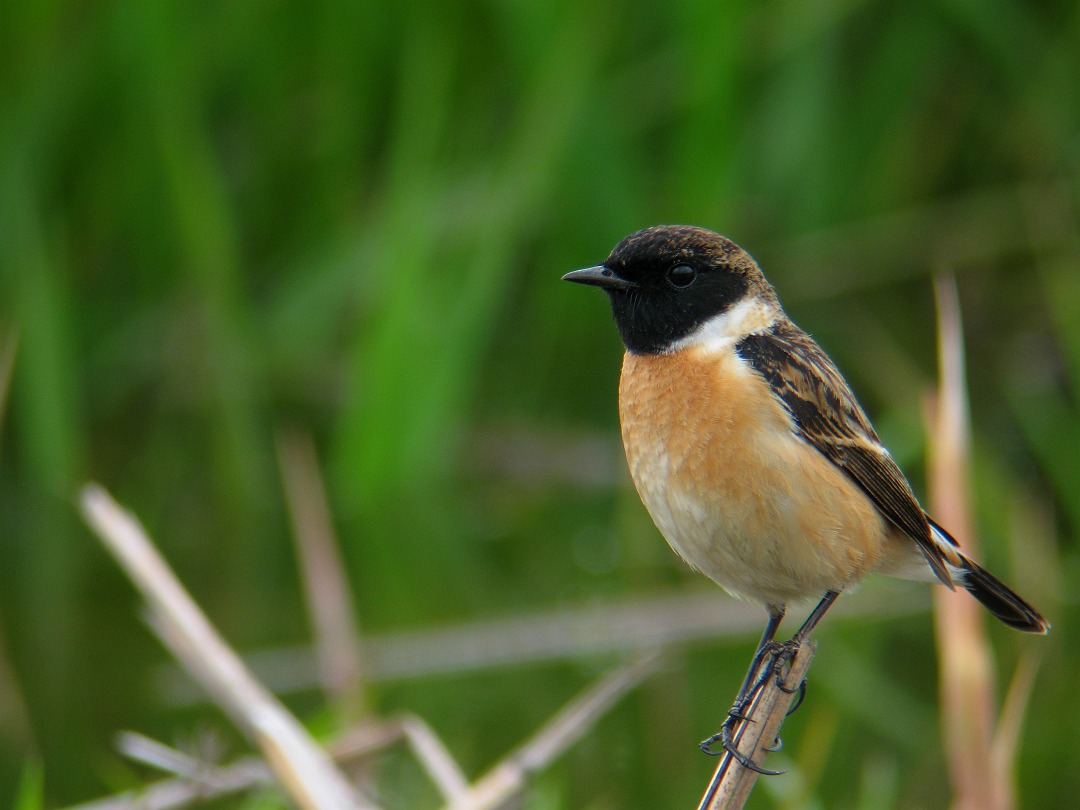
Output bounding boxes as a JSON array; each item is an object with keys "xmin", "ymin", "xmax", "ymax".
[{"xmin": 736, "ymin": 320, "xmax": 957, "ymax": 587}]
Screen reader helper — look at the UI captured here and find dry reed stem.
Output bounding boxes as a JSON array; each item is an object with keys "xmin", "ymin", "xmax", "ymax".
[
  {"xmin": 928, "ymin": 276, "xmax": 1010, "ymax": 810},
  {"xmin": 78, "ymin": 484, "xmax": 373, "ymax": 810},
  {"xmin": 276, "ymin": 427, "xmax": 368, "ymax": 722},
  {"xmin": 73, "ymin": 483, "xmax": 662, "ymax": 810},
  {"xmin": 69, "ymin": 715, "xmax": 471, "ymax": 810},
  {"xmin": 696, "ymin": 641, "xmax": 815, "ymax": 810},
  {"xmin": 991, "ymin": 651, "xmax": 1040, "ymax": 778},
  {"xmin": 65, "ymin": 754, "xmax": 272, "ymax": 810},
  {"xmin": 158, "ymin": 587, "xmax": 925, "ymax": 704},
  {"xmin": 391, "ymin": 714, "xmax": 472, "ymax": 803},
  {"xmin": 441, "ymin": 650, "xmax": 661, "ymax": 810}
]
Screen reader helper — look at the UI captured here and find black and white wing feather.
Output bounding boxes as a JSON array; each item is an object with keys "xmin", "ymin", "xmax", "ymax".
[{"xmin": 736, "ymin": 320, "xmax": 958, "ymax": 587}]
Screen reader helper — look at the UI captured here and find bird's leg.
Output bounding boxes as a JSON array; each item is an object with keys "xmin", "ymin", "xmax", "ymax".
[
  {"xmin": 729, "ymin": 604, "xmax": 788, "ymax": 717},
  {"xmin": 790, "ymin": 590, "xmax": 839, "ymax": 646},
  {"xmin": 699, "ymin": 605, "xmax": 785, "ymax": 761},
  {"xmin": 702, "ymin": 592, "xmax": 840, "ymax": 774},
  {"xmin": 769, "ymin": 590, "xmax": 839, "ymax": 695}
]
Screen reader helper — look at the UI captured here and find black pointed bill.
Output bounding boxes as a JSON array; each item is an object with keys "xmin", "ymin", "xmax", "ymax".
[{"xmin": 562, "ymin": 265, "xmax": 637, "ymax": 291}]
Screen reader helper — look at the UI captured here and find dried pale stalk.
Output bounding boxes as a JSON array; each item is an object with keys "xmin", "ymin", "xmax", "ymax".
[
  {"xmin": 68, "ymin": 715, "xmax": 468, "ymax": 810},
  {"xmin": 64, "ymin": 754, "xmax": 271, "ymax": 810},
  {"xmin": 276, "ymin": 428, "xmax": 367, "ymax": 721},
  {"xmin": 929, "ymin": 275, "xmax": 1024, "ymax": 810},
  {"xmin": 696, "ymin": 642, "xmax": 815, "ymax": 810},
  {"xmin": 158, "ymin": 587, "xmax": 925, "ymax": 705},
  {"xmin": 441, "ymin": 650, "xmax": 661, "ymax": 810},
  {"xmin": 79, "ymin": 484, "xmax": 373, "ymax": 810}
]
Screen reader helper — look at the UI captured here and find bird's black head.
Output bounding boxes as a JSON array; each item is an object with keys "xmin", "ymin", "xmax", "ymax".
[{"xmin": 563, "ymin": 225, "xmax": 775, "ymax": 355}]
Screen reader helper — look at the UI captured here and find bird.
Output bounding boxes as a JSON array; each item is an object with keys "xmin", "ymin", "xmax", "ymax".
[{"xmin": 563, "ymin": 225, "xmax": 1049, "ymax": 769}]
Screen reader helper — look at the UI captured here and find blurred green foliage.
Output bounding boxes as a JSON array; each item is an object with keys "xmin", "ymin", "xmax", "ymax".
[{"xmin": 1, "ymin": 0, "xmax": 1078, "ymax": 807}]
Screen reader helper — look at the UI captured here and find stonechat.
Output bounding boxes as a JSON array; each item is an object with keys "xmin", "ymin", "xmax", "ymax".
[{"xmin": 564, "ymin": 225, "xmax": 1048, "ymax": 766}]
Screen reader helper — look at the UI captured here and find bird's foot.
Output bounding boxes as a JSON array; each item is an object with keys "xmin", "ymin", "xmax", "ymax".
[
  {"xmin": 699, "ymin": 686, "xmax": 786, "ymax": 774},
  {"xmin": 720, "ymin": 723, "xmax": 785, "ymax": 775},
  {"xmin": 699, "ymin": 709, "xmax": 742, "ymax": 755},
  {"xmin": 697, "ymin": 639, "xmax": 808, "ymax": 773},
  {"xmin": 753, "ymin": 640, "xmax": 808, "ymax": 717}
]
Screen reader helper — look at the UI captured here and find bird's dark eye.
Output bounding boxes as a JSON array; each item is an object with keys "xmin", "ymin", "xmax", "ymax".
[{"xmin": 667, "ymin": 264, "xmax": 697, "ymax": 289}]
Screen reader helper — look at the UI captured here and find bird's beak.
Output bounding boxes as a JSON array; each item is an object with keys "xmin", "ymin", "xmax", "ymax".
[{"xmin": 561, "ymin": 265, "xmax": 636, "ymax": 291}]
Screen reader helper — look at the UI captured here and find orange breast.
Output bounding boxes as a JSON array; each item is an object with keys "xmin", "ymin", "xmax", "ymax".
[{"xmin": 618, "ymin": 348, "xmax": 898, "ymax": 606}]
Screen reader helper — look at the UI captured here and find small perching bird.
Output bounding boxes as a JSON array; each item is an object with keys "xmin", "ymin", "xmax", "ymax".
[{"xmin": 564, "ymin": 225, "xmax": 1048, "ymax": 766}]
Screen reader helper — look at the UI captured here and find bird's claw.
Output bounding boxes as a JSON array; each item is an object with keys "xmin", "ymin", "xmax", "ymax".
[
  {"xmin": 700, "ymin": 714, "xmax": 785, "ymax": 774},
  {"xmin": 721, "ymin": 736, "xmax": 785, "ymax": 775},
  {"xmin": 699, "ymin": 727, "xmax": 785, "ymax": 774},
  {"xmin": 699, "ymin": 732, "xmax": 724, "ymax": 756},
  {"xmin": 784, "ymin": 678, "xmax": 807, "ymax": 715}
]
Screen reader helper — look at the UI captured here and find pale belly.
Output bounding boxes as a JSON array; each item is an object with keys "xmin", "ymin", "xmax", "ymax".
[{"xmin": 619, "ymin": 349, "xmax": 916, "ymax": 606}]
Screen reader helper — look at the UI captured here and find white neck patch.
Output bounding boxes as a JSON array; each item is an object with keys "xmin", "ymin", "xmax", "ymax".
[{"xmin": 670, "ymin": 296, "xmax": 777, "ymax": 354}]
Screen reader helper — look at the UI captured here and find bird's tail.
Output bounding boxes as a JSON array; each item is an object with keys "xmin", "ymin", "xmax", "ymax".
[
  {"xmin": 957, "ymin": 556, "xmax": 1050, "ymax": 634},
  {"xmin": 927, "ymin": 518, "xmax": 1049, "ymax": 634}
]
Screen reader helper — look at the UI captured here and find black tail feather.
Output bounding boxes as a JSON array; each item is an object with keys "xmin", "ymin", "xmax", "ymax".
[{"xmin": 960, "ymin": 558, "xmax": 1050, "ymax": 634}]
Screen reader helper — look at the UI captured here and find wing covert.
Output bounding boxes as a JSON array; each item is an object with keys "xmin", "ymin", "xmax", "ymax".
[{"xmin": 736, "ymin": 321, "xmax": 954, "ymax": 587}]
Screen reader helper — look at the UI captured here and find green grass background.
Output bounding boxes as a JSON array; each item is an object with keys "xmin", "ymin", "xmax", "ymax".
[{"xmin": 1, "ymin": 0, "xmax": 1078, "ymax": 807}]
